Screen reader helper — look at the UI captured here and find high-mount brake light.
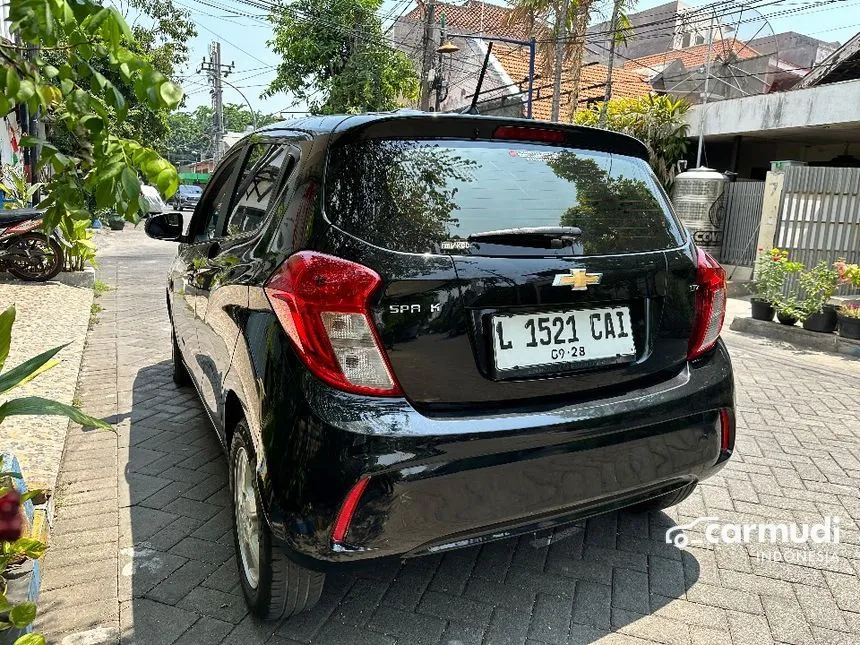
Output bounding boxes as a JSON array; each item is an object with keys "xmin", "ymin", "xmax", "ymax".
[
  {"xmin": 493, "ymin": 126, "xmax": 566, "ymax": 143},
  {"xmin": 264, "ymin": 252, "xmax": 402, "ymax": 396},
  {"xmin": 688, "ymin": 247, "xmax": 727, "ymax": 360}
]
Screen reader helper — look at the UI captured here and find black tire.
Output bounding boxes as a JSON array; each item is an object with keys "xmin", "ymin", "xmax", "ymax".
[
  {"xmin": 230, "ymin": 422, "xmax": 325, "ymax": 620},
  {"xmin": 171, "ymin": 328, "xmax": 191, "ymax": 386},
  {"xmin": 5, "ymin": 232, "xmax": 63, "ymax": 281},
  {"xmin": 631, "ymin": 483, "xmax": 697, "ymax": 512}
]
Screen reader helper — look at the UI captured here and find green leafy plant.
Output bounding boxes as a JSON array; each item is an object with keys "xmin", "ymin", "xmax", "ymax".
[
  {"xmin": 265, "ymin": 0, "xmax": 419, "ymax": 114},
  {"xmin": 58, "ymin": 218, "xmax": 97, "ymax": 273},
  {"xmin": 573, "ymin": 95, "xmax": 691, "ymax": 189},
  {"xmin": 838, "ymin": 303, "xmax": 860, "ymax": 319},
  {"xmin": 0, "ymin": 305, "xmax": 109, "ymax": 642},
  {"xmin": 0, "ymin": 166, "xmax": 43, "ymax": 211},
  {"xmin": 752, "ymin": 248, "xmax": 804, "ymax": 305},
  {"xmin": 775, "ymin": 297, "xmax": 805, "ymax": 322},
  {"xmin": 798, "ymin": 260, "xmax": 840, "ymax": 319},
  {"xmin": 0, "ymin": 0, "xmax": 185, "ymax": 269}
]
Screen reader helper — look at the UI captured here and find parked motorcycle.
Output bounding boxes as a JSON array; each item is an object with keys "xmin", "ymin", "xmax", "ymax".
[{"xmin": 0, "ymin": 209, "xmax": 64, "ymax": 281}]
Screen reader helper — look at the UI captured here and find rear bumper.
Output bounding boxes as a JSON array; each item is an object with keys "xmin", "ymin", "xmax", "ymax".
[{"xmin": 261, "ymin": 341, "xmax": 734, "ymax": 568}]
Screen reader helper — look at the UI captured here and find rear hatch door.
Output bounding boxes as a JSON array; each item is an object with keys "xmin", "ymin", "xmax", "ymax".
[{"xmin": 323, "ymin": 118, "xmax": 696, "ymax": 407}]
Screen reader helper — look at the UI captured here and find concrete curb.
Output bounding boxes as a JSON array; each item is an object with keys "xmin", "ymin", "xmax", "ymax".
[
  {"xmin": 55, "ymin": 267, "xmax": 95, "ymax": 289},
  {"xmin": 730, "ymin": 316, "xmax": 860, "ymax": 358}
]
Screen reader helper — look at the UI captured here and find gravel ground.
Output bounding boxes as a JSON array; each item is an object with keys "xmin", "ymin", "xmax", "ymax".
[{"xmin": 0, "ymin": 261, "xmax": 96, "ymax": 491}]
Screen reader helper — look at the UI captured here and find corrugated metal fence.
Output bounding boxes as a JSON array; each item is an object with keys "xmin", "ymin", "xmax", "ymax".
[
  {"xmin": 720, "ymin": 181, "xmax": 765, "ymax": 267},
  {"xmin": 775, "ymin": 166, "xmax": 860, "ymax": 296}
]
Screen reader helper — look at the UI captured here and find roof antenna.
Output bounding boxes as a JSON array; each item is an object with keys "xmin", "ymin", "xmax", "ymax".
[{"xmin": 463, "ymin": 41, "xmax": 493, "ymax": 114}]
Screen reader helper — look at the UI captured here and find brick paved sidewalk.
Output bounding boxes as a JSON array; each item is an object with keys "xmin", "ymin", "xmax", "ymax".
[{"xmin": 37, "ymin": 228, "xmax": 860, "ymax": 645}]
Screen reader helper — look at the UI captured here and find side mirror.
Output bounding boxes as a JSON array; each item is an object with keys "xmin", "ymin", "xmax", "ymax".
[{"xmin": 144, "ymin": 212, "xmax": 183, "ymax": 241}]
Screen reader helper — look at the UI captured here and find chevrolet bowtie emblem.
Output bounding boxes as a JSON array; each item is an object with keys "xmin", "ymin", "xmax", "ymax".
[{"xmin": 552, "ymin": 269, "xmax": 602, "ymax": 290}]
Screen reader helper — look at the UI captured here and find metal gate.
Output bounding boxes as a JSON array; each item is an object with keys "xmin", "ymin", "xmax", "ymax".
[
  {"xmin": 775, "ymin": 166, "xmax": 860, "ymax": 295},
  {"xmin": 720, "ymin": 181, "xmax": 765, "ymax": 267}
]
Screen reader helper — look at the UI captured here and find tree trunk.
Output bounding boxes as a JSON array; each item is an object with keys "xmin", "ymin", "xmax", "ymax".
[{"xmin": 565, "ymin": 0, "xmax": 595, "ymax": 122}]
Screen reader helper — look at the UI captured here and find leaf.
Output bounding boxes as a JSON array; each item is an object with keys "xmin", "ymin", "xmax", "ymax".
[
  {"xmin": 0, "ymin": 306, "xmax": 15, "ymax": 373},
  {"xmin": 157, "ymin": 81, "xmax": 183, "ymax": 108},
  {"xmin": 19, "ymin": 490, "xmax": 42, "ymax": 504},
  {"xmin": 0, "ymin": 397, "xmax": 111, "ymax": 430},
  {"xmin": 8, "ymin": 602, "xmax": 36, "ymax": 628},
  {"xmin": 120, "ymin": 167, "xmax": 139, "ymax": 200},
  {"xmin": 6, "ymin": 538, "xmax": 47, "ymax": 560},
  {"xmin": 0, "ymin": 344, "xmax": 66, "ymax": 394},
  {"xmin": 5, "ymin": 69, "xmax": 20, "ymax": 99},
  {"xmin": 13, "ymin": 633, "xmax": 46, "ymax": 645}
]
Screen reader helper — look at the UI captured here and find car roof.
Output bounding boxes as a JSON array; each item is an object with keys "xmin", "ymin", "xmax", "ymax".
[{"xmin": 255, "ymin": 111, "xmax": 650, "ymax": 161}]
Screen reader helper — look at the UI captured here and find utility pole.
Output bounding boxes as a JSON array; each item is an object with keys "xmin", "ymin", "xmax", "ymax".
[
  {"xmin": 198, "ymin": 42, "xmax": 234, "ymax": 163},
  {"xmin": 419, "ymin": 0, "xmax": 436, "ymax": 110},
  {"xmin": 434, "ymin": 15, "xmax": 446, "ymax": 112},
  {"xmin": 598, "ymin": 0, "xmax": 623, "ymax": 127},
  {"xmin": 696, "ymin": 11, "xmax": 716, "ymax": 167},
  {"xmin": 550, "ymin": 0, "xmax": 569, "ymax": 121}
]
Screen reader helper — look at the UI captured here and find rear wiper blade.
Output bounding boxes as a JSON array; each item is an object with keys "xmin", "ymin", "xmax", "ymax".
[{"xmin": 468, "ymin": 226, "xmax": 582, "ymax": 249}]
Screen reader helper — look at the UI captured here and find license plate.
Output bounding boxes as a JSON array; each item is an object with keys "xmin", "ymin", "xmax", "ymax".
[{"xmin": 491, "ymin": 307, "xmax": 636, "ymax": 372}]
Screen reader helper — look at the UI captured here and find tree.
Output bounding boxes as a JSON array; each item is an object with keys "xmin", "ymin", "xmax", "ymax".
[
  {"xmin": 0, "ymin": 0, "xmax": 183, "ymax": 243},
  {"xmin": 167, "ymin": 105, "xmax": 281, "ymax": 163},
  {"xmin": 265, "ymin": 0, "xmax": 419, "ymax": 114},
  {"xmin": 574, "ymin": 95, "xmax": 691, "ymax": 188}
]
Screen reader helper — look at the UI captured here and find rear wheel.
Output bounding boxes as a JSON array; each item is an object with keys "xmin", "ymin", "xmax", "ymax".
[
  {"xmin": 5, "ymin": 233, "xmax": 63, "ymax": 281},
  {"xmin": 631, "ymin": 483, "xmax": 697, "ymax": 512},
  {"xmin": 171, "ymin": 328, "xmax": 191, "ymax": 386},
  {"xmin": 230, "ymin": 422, "xmax": 325, "ymax": 620}
]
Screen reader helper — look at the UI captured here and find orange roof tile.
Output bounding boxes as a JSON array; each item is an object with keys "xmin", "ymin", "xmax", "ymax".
[
  {"xmin": 493, "ymin": 43, "xmax": 653, "ymax": 121},
  {"xmin": 404, "ymin": 0, "xmax": 530, "ymax": 40},
  {"xmin": 623, "ymin": 39, "xmax": 761, "ymax": 75}
]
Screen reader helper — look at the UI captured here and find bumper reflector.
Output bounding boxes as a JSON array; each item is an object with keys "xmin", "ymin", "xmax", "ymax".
[{"xmin": 332, "ymin": 477, "xmax": 370, "ymax": 544}]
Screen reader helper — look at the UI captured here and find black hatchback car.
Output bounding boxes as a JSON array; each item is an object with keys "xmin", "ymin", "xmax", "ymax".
[{"xmin": 145, "ymin": 113, "xmax": 734, "ymax": 620}]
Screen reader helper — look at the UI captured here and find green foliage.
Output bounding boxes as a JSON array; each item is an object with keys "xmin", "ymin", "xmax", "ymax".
[
  {"xmin": 93, "ymin": 279, "xmax": 111, "ymax": 295},
  {"xmin": 265, "ymin": 0, "xmax": 419, "ymax": 114},
  {"xmin": 0, "ymin": 166, "xmax": 43, "ymax": 210},
  {"xmin": 0, "ymin": 0, "xmax": 185, "ymax": 261},
  {"xmin": 58, "ymin": 217, "xmax": 97, "ymax": 272},
  {"xmin": 167, "ymin": 105, "xmax": 281, "ymax": 164},
  {"xmin": 798, "ymin": 260, "xmax": 840, "ymax": 318},
  {"xmin": 574, "ymin": 95, "xmax": 691, "ymax": 189},
  {"xmin": 752, "ymin": 248, "xmax": 803, "ymax": 305}
]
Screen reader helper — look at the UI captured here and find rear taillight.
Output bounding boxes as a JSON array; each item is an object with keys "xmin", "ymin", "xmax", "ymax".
[
  {"xmin": 688, "ymin": 247, "xmax": 726, "ymax": 360},
  {"xmin": 264, "ymin": 252, "xmax": 402, "ymax": 396}
]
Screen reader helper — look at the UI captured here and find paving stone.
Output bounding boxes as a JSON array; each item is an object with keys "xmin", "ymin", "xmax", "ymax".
[
  {"xmin": 119, "ymin": 598, "xmax": 198, "ymax": 645},
  {"xmin": 146, "ymin": 559, "xmax": 219, "ymax": 605},
  {"xmin": 417, "ymin": 590, "xmax": 494, "ymax": 628},
  {"xmin": 440, "ymin": 620, "xmax": 485, "ymax": 645},
  {"xmin": 528, "ymin": 592, "xmax": 572, "ymax": 645},
  {"xmin": 366, "ymin": 605, "xmax": 446, "ymax": 645},
  {"xmin": 760, "ymin": 594, "xmax": 815, "ymax": 645},
  {"xmin": 572, "ymin": 581, "xmax": 611, "ymax": 630},
  {"xmin": 177, "ymin": 585, "xmax": 249, "ymax": 624}
]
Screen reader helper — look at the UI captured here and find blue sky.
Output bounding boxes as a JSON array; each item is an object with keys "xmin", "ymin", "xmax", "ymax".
[{"xmin": 168, "ymin": 0, "xmax": 860, "ymax": 115}]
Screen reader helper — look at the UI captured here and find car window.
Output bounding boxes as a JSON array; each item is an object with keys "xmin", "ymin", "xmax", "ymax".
[
  {"xmin": 225, "ymin": 146, "xmax": 294, "ymax": 237},
  {"xmin": 191, "ymin": 155, "xmax": 242, "ymax": 243},
  {"xmin": 325, "ymin": 139, "xmax": 684, "ymax": 256}
]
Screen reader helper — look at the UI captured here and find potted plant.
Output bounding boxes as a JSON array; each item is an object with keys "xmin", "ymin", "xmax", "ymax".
[
  {"xmin": 107, "ymin": 212, "xmax": 125, "ymax": 231},
  {"xmin": 775, "ymin": 298, "xmax": 803, "ymax": 326},
  {"xmin": 835, "ymin": 259, "xmax": 860, "ymax": 288},
  {"xmin": 751, "ymin": 248, "xmax": 803, "ymax": 321},
  {"xmin": 799, "ymin": 261, "xmax": 840, "ymax": 333},
  {"xmin": 838, "ymin": 304, "xmax": 860, "ymax": 340}
]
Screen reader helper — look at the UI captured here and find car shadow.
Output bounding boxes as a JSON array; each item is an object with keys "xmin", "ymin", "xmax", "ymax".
[{"xmin": 123, "ymin": 361, "xmax": 701, "ymax": 645}]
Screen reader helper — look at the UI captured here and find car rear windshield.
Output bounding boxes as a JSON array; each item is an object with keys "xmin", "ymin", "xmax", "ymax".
[
  {"xmin": 181, "ymin": 185, "xmax": 203, "ymax": 195},
  {"xmin": 324, "ymin": 138, "xmax": 685, "ymax": 256}
]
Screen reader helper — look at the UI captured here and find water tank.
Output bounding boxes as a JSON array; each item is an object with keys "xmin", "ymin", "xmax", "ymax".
[{"xmin": 671, "ymin": 167, "xmax": 728, "ymax": 259}]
